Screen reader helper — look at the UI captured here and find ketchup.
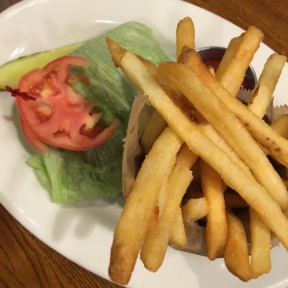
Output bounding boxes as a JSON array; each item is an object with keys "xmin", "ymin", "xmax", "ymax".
[
  {"xmin": 198, "ymin": 47, "xmax": 256, "ymax": 91},
  {"xmin": 203, "ymin": 59, "xmax": 221, "ymax": 72}
]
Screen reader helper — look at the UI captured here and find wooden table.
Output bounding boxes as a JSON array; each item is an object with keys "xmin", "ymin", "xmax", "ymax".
[{"xmin": 0, "ymin": 0, "xmax": 287, "ymax": 287}]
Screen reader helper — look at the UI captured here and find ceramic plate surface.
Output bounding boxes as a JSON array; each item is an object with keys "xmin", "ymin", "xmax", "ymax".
[{"xmin": 0, "ymin": 0, "xmax": 288, "ymax": 287}]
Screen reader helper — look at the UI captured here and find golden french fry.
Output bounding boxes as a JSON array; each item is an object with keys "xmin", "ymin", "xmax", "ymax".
[
  {"xmin": 106, "ymin": 37, "xmax": 158, "ymax": 75},
  {"xmin": 224, "ymin": 210, "xmax": 253, "ymax": 281},
  {"xmin": 180, "ymin": 47, "xmax": 248, "ymax": 260},
  {"xmin": 140, "ymin": 110, "xmax": 167, "ymax": 154},
  {"xmin": 270, "ymin": 114, "xmax": 288, "ymax": 140},
  {"xmin": 107, "ymin": 20, "xmax": 288, "ymax": 285},
  {"xmin": 176, "ymin": 143, "xmax": 198, "ymax": 169},
  {"xmin": 282, "ymin": 178, "xmax": 288, "ymax": 190},
  {"xmin": 176, "ymin": 17, "xmax": 195, "ymax": 58},
  {"xmin": 179, "ymin": 45, "xmax": 250, "ymax": 173},
  {"xmin": 181, "ymin": 197, "xmax": 209, "ymax": 222},
  {"xmin": 248, "ymin": 53, "xmax": 287, "ymax": 118},
  {"xmin": 200, "ymin": 159, "xmax": 227, "ymax": 259},
  {"xmin": 109, "ymin": 127, "xmax": 183, "ymax": 285},
  {"xmin": 208, "ymin": 66, "xmax": 216, "ymax": 76},
  {"xmin": 198, "ymin": 121, "xmax": 251, "ymax": 175},
  {"xmin": 146, "ymin": 144, "xmax": 198, "ymax": 242},
  {"xmin": 140, "ymin": 162, "xmax": 193, "ymax": 272},
  {"xmin": 148, "ymin": 178, "xmax": 169, "ymax": 232},
  {"xmin": 215, "ymin": 26, "xmax": 264, "ymax": 96},
  {"xmin": 169, "ymin": 207, "xmax": 187, "ymax": 246},
  {"xmin": 105, "ymin": 37, "xmax": 124, "ymax": 67},
  {"xmin": 118, "ymin": 49, "xmax": 288, "ymax": 251},
  {"xmin": 249, "ymin": 208, "xmax": 271, "ymax": 278},
  {"xmin": 214, "ymin": 35, "xmax": 242, "ymax": 78},
  {"xmin": 177, "ymin": 48, "xmax": 288, "ymax": 168},
  {"xmin": 169, "ymin": 143, "xmax": 199, "ymax": 245},
  {"xmin": 141, "ymin": 143, "xmax": 197, "ymax": 271},
  {"xmin": 158, "ymin": 61, "xmax": 288, "ymax": 210}
]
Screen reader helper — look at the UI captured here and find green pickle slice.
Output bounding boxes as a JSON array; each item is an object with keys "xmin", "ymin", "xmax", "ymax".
[{"xmin": 0, "ymin": 42, "xmax": 83, "ymax": 90}]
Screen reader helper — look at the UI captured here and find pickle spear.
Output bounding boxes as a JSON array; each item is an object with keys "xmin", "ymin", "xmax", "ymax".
[{"xmin": 0, "ymin": 42, "xmax": 82, "ymax": 90}]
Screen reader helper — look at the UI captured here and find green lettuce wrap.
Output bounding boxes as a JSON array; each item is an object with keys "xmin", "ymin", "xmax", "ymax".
[{"xmin": 26, "ymin": 21, "xmax": 169, "ymax": 203}]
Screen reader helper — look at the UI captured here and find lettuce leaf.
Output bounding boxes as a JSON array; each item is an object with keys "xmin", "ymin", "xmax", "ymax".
[
  {"xmin": 27, "ymin": 129, "xmax": 124, "ymax": 203},
  {"xmin": 26, "ymin": 22, "xmax": 169, "ymax": 203}
]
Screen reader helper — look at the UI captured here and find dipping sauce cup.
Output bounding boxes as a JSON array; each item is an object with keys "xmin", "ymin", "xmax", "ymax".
[{"xmin": 197, "ymin": 46, "xmax": 257, "ymax": 90}]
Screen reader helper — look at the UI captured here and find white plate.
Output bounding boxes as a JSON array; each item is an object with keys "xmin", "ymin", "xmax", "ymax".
[{"xmin": 1, "ymin": 0, "xmax": 288, "ymax": 287}]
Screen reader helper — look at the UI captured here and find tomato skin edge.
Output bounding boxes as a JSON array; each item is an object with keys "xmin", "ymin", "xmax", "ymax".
[
  {"xmin": 36, "ymin": 119, "xmax": 121, "ymax": 151},
  {"xmin": 20, "ymin": 118, "xmax": 48, "ymax": 153}
]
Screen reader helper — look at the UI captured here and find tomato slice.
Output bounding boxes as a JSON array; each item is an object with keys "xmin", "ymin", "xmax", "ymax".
[
  {"xmin": 20, "ymin": 118, "xmax": 48, "ymax": 153},
  {"xmin": 16, "ymin": 56, "xmax": 120, "ymax": 152}
]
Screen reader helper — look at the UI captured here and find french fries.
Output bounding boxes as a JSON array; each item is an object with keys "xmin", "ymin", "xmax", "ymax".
[
  {"xmin": 200, "ymin": 160, "xmax": 227, "ymax": 260},
  {"xmin": 158, "ymin": 61, "xmax": 288, "ymax": 210},
  {"xmin": 176, "ymin": 16, "xmax": 195, "ymax": 58},
  {"xmin": 177, "ymin": 48, "xmax": 288, "ymax": 168},
  {"xmin": 107, "ymin": 16, "xmax": 288, "ymax": 285},
  {"xmin": 181, "ymin": 197, "xmax": 209, "ymax": 222},
  {"xmin": 248, "ymin": 53, "xmax": 287, "ymax": 118},
  {"xmin": 271, "ymin": 114, "xmax": 288, "ymax": 139},
  {"xmin": 141, "ymin": 143, "xmax": 197, "ymax": 271},
  {"xmin": 169, "ymin": 144, "xmax": 199, "ymax": 246},
  {"xmin": 169, "ymin": 207, "xmax": 187, "ymax": 246},
  {"xmin": 140, "ymin": 162, "xmax": 193, "ymax": 272},
  {"xmin": 120, "ymin": 48, "xmax": 288, "ymax": 247},
  {"xmin": 249, "ymin": 208, "xmax": 272, "ymax": 277},
  {"xmin": 109, "ymin": 127, "xmax": 183, "ymax": 285},
  {"xmin": 140, "ymin": 110, "xmax": 167, "ymax": 154},
  {"xmin": 224, "ymin": 210, "xmax": 253, "ymax": 281},
  {"xmin": 197, "ymin": 121, "xmax": 251, "ymax": 175},
  {"xmin": 215, "ymin": 26, "xmax": 264, "ymax": 96}
]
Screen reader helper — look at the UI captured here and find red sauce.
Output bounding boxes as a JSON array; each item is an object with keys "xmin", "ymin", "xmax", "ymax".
[
  {"xmin": 203, "ymin": 59, "xmax": 221, "ymax": 71},
  {"xmin": 203, "ymin": 59, "xmax": 254, "ymax": 90}
]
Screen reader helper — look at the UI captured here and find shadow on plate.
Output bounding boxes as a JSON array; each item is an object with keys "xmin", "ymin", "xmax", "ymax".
[
  {"xmin": 51, "ymin": 195, "xmax": 125, "ymax": 242},
  {"xmin": 11, "ymin": 101, "xmax": 37, "ymax": 155}
]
